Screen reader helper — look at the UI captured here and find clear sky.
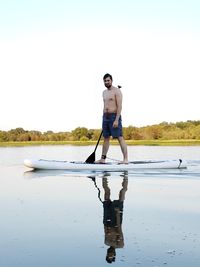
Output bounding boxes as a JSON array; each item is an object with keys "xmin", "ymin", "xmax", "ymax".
[{"xmin": 0, "ymin": 0, "xmax": 199, "ymax": 132}]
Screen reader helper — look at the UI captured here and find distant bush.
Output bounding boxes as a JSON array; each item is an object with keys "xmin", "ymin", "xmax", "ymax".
[{"xmin": 1, "ymin": 120, "xmax": 200, "ymax": 142}]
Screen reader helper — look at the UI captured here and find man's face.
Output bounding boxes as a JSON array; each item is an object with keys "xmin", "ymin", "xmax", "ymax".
[{"xmin": 104, "ymin": 77, "xmax": 112, "ymax": 89}]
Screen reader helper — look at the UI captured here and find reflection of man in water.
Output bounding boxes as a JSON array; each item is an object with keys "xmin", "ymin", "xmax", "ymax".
[{"xmin": 102, "ymin": 176, "xmax": 128, "ymax": 264}]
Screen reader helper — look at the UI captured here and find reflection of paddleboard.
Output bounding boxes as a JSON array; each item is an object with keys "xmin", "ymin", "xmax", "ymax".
[{"xmin": 24, "ymin": 159, "xmax": 187, "ymax": 171}]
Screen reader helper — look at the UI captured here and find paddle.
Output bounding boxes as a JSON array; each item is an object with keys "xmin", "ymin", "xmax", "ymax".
[{"xmin": 85, "ymin": 130, "xmax": 103, "ymax": 163}]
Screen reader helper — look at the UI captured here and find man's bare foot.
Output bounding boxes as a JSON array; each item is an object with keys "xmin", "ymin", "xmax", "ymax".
[{"xmin": 95, "ymin": 159, "xmax": 106, "ymax": 164}]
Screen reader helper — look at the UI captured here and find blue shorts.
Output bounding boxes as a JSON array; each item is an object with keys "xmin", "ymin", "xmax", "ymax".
[{"xmin": 102, "ymin": 113, "xmax": 123, "ymax": 138}]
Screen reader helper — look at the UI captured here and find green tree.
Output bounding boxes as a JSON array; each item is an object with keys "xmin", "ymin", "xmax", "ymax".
[
  {"xmin": 71, "ymin": 127, "xmax": 88, "ymax": 141},
  {"xmin": 0, "ymin": 131, "xmax": 9, "ymax": 141}
]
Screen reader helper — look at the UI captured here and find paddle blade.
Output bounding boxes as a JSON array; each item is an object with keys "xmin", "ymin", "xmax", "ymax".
[{"xmin": 85, "ymin": 152, "xmax": 95, "ymax": 163}]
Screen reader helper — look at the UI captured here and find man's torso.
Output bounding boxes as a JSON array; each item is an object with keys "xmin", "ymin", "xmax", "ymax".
[{"xmin": 103, "ymin": 87, "xmax": 119, "ymax": 113}]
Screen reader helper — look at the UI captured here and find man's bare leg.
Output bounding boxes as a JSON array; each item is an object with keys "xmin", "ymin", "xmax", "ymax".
[
  {"xmin": 118, "ymin": 136, "xmax": 128, "ymax": 164},
  {"xmin": 119, "ymin": 177, "xmax": 128, "ymax": 201},
  {"xmin": 95, "ymin": 137, "xmax": 110, "ymax": 163},
  {"xmin": 102, "ymin": 178, "xmax": 111, "ymax": 200}
]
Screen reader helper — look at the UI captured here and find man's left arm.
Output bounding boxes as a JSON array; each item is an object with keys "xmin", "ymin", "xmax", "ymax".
[{"xmin": 113, "ymin": 89, "xmax": 122, "ymax": 128}]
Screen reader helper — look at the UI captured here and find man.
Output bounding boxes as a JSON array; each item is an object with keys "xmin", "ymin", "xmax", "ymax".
[
  {"xmin": 89, "ymin": 174, "xmax": 128, "ymax": 264},
  {"xmin": 96, "ymin": 73, "xmax": 128, "ymax": 164},
  {"xmin": 102, "ymin": 176, "xmax": 128, "ymax": 263}
]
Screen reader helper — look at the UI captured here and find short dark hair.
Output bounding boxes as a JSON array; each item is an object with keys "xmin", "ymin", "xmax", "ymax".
[
  {"xmin": 106, "ymin": 247, "xmax": 116, "ymax": 263},
  {"xmin": 103, "ymin": 73, "xmax": 113, "ymax": 81}
]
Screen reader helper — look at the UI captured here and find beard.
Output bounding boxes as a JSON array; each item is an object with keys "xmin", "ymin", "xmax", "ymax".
[{"xmin": 105, "ymin": 84, "xmax": 112, "ymax": 88}]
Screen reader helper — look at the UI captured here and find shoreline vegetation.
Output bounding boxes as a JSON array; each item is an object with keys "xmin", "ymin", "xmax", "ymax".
[
  {"xmin": 0, "ymin": 139, "xmax": 200, "ymax": 147},
  {"xmin": 1, "ymin": 120, "xmax": 200, "ymax": 147}
]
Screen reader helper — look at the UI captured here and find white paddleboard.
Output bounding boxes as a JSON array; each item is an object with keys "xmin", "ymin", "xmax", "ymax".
[{"xmin": 24, "ymin": 158, "xmax": 187, "ymax": 171}]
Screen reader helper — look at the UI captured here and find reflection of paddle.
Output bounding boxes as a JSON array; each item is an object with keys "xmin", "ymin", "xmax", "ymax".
[
  {"xmin": 85, "ymin": 130, "xmax": 103, "ymax": 163},
  {"xmin": 88, "ymin": 176, "xmax": 103, "ymax": 203}
]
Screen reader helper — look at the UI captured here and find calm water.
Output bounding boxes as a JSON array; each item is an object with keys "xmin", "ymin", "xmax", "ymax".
[{"xmin": 0, "ymin": 145, "xmax": 200, "ymax": 267}]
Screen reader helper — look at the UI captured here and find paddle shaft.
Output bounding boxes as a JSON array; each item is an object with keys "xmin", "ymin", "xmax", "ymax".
[{"xmin": 94, "ymin": 130, "xmax": 103, "ymax": 153}]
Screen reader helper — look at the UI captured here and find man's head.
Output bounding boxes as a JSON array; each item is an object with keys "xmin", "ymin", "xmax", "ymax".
[
  {"xmin": 106, "ymin": 246, "xmax": 116, "ymax": 263},
  {"xmin": 103, "ymin": 73, "xmax": 113, "ymax": 89}
]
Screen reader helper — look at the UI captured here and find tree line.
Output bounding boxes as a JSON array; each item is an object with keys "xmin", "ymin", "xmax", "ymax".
[{"xmin": 0, "ymin": 120, "xmax": 200, "ymax": 142}]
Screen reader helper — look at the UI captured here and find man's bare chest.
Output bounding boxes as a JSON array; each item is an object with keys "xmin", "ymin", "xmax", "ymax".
[{"xmin": 103, "ymin": 91, "xmax": 116, "ymax": 102}]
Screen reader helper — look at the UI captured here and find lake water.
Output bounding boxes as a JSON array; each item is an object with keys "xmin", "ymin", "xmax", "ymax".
[{"xmin": 0, "ymin": 145, "xmax": 200, "ymax": 267}]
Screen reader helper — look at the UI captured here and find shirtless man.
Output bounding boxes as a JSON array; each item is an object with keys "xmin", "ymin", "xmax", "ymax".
[{"xmin": 96, "ymin": 73, "xmax": 128, "ymax": 164}]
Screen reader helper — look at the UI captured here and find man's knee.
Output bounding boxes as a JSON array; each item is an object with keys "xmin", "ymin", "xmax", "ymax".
[
  {"xmin": 104, "ymin": 137, "xmax": 110, "ymax": 142},
  {"xmin": 117, "ymin": 136, "xmax": 124, "ymax": 142}
]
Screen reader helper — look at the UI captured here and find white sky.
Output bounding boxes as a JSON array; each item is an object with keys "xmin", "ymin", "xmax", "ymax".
[{"xmin": 0, "ymin": 0, "xmax": 199, "ymax": 132}]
